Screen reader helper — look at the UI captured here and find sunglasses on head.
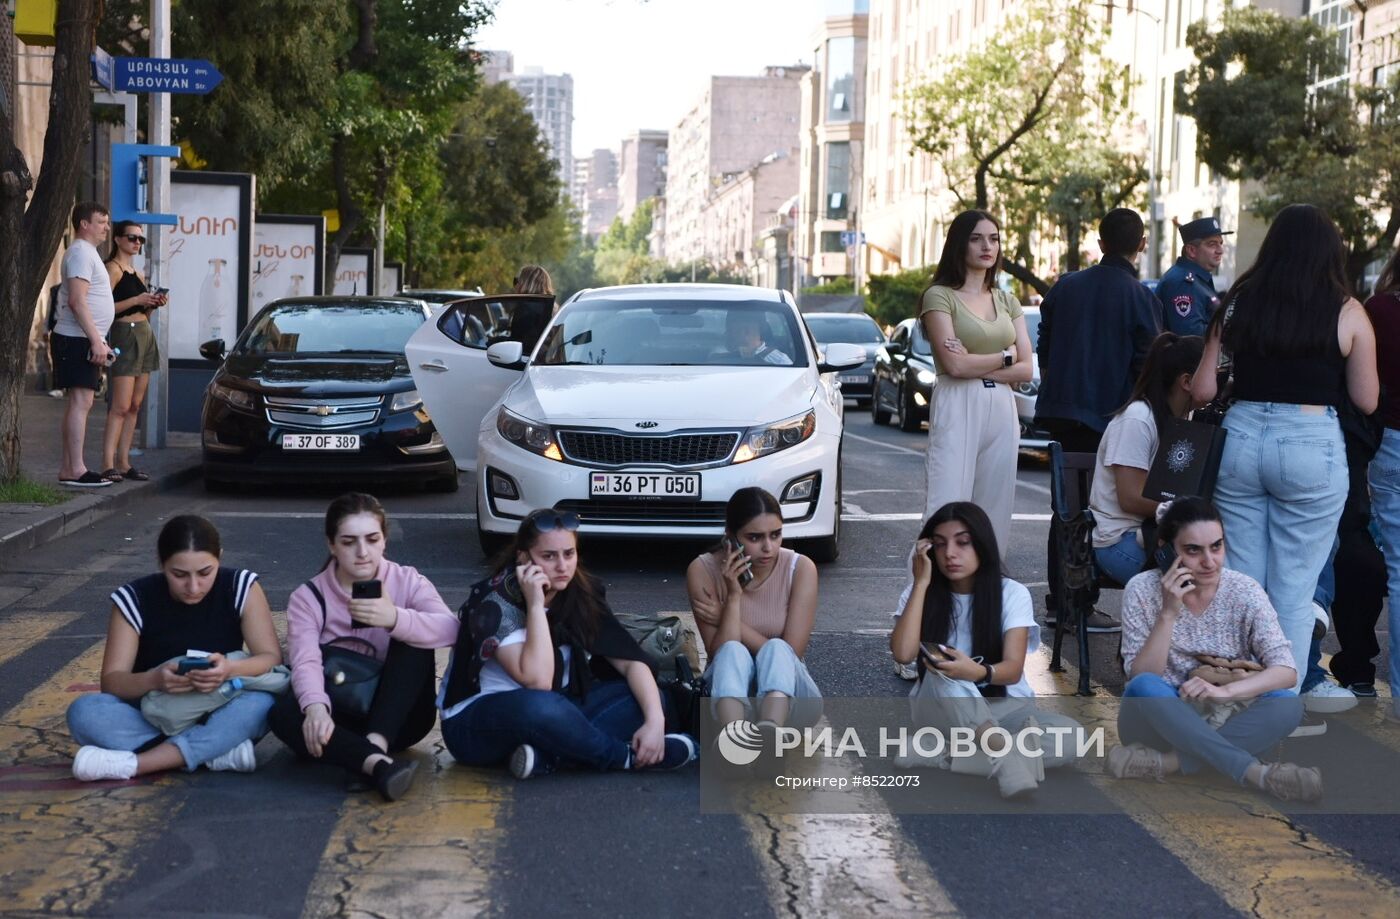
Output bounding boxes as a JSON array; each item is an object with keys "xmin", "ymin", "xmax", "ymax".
[
  {"xmin": 124, "ymin": 234, "xmax": 147, "ymax": 244},
  {"xmin": 526, "ymin": 510, "xmax": 580, "ymax": 533}
]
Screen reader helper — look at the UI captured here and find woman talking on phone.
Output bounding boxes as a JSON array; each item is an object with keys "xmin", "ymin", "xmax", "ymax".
[
  {"xmin": 66, "ymin": 515, "xmax": 282, "ymax": 781},
  {"xmin": 269, "ymin": 493, "xmax": 457, "ymax": 801},
  {"xmin": 1111, "ymin": 497, "xmax": 1318, "ymax": 801},
  {"xmin": 440, "ymin": 509, "xmax": 698, "ymax": 779},
  {"xmin": 890, "ymin": 502, "xmax": 1082, "ymax": 799},
  {"xmin": 686, "ymin": 487, "xmax": 821, "ymax": 732}
]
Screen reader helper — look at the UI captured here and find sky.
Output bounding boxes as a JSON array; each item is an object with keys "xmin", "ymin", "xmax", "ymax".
[{"xmin": 474, "ymin": 0, "xmax": 821, "ymax": 155}]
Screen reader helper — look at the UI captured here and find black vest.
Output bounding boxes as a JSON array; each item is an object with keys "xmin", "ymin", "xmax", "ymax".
[{"xmin": 111, "ymin": 568, "xmax": 256, "ymax": 673}]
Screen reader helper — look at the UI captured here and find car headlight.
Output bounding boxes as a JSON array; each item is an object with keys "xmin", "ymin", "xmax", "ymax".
[
  {"xmin": 733, "ymin": 410, "xmax": 816, "ymax": 464},
  {"xmin": 916, "ymin": 369, "xmax": 935, "ymax": 386},
  {"xmin": 389, "ymin": 389, "xmax": 422, "ymax": 412},
  {"xmin": 1014, "ymin": 380, "xmax": 1038, "ymax": 396},
  {"xmin": 496, "ymin": 407, "xmax": 563, "ymax": 461},
  {"xmin": 210, "ymin": 382, "xmax": 254, "ymax": 413}
]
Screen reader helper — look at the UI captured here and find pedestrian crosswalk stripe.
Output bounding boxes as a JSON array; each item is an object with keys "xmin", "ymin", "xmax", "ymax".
[
  {"xmin": 0, "ymin": 638, "xmax": 177, "ymax": 913},
  {"xmin": 0, "ymin": 610, "xmax": 83, "ymax": 670}
]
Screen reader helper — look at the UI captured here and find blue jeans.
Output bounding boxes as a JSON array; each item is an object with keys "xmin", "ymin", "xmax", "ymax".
[
  {"xmin": 441, "ymin": 680, "xmax": 645, "ymax": 772},
  {"xmin": 66, "ymin": 691, "xmax": 275, "ymax": 771},
  {"xmin": 1214, "ymin": 401, "xmax": 1347, "ymax": 690},
  {"xmin": 1302, "ymin": 536, "xmax": 1341, "ymax": 694},
  {"xmin": 704, "ymin": 639, "xmax": 823, "ymax": 725},
  {"xmin": 1119, "ymin": 674, "xmax": 1302, "ymax": 783},
  {"xmin": 1368, "ymin": 428, "xmax": 1400, "ymax": 704},
  {"xmin": 1094, "ymin": 531, "xmax": 1146, "ymax": 585}
]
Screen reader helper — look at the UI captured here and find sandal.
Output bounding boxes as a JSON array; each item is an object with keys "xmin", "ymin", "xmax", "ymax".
[
  {"xmin": 99, "ymin": 468, "xmax": 124, "ymax": 483},
  {"xmin": 120, "ymin": 466, "xmax": 150, "ymax": 482}
]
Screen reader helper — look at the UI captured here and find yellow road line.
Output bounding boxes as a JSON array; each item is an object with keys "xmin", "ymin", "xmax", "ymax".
[
  {"xmin": 0, "ymin": 611, "xmax": 83, "ymax": 670},
  {"xmin": 301, "ymin": 649, "xmax": 510, "ymax": 918},
  {"xmin": 0, "ymin": 639, "xmax": 181, "ymax": 912}
]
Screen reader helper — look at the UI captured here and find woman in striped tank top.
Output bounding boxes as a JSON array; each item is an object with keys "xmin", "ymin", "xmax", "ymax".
[{"xmin": 687, "ymin": 487, "xmax": 822, "ymax": 733}]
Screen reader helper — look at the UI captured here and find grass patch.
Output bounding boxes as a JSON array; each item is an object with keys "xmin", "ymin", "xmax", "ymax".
[{"xmin": 0, "ymin": 477, "xmax": 71, "ymax": 506}]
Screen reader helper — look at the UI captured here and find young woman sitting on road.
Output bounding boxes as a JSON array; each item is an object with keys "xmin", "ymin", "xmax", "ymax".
[
  {"xmin": 1089, "ymin": 332, "xmax": 1205, "ymax": 584},
  {"xmin": 440, "ymin": 509, "xmax": 698, "ymax": 779},
  {"xmin": 890, "ymin": 501, "xmax": 1083, "ymax": 799},
  {"xmin": 269, "ymin": 493, "xmax": 458, "ymax": 802},
  {"xmin": 686, "ymin": 487, "xmax": 821, "ymax": 734},
  {"xmin": 1111, "ymin": 496, "xmax": 1319, "ymax": 801},
  {"xmin": 66, "ymin": 515, "xmax": 282, "ymax": 780}
]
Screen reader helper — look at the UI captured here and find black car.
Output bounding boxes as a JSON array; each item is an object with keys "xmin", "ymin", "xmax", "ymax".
[
  {"xmin": 803, "ymin": 311, "xmax": 887, "ymax": 407},
  {"xmin": 199, "ymin": 296, "xmax": 459, "ymax": 491},
  {"xmin": 871, "ymin": 318, "xmax": 934, "ymax": 432}
]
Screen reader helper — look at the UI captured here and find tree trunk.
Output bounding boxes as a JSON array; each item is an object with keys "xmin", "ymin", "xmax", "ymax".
[
  {"xmin": 1065, "ymin": 222, "xmax": 1082, "ymax": 273},
  {"xmin": 0, "ymin": 0, "xmax": 100, "ymax": 483},
  {"xmin": 1002, "ymin": 259, "xmax": 1049, "ymax": 297}
]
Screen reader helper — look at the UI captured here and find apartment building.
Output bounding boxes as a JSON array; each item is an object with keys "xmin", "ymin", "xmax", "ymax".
[
  {"xmin": 503, "ymin": 66, "xmax": 575, "ymax": 185},
  {"xmin": 703, "ymin": 152, "xmax": 800, "ymax": 279},
  {"xmin": 795, "ymin": 1, "xmax": 869, "ymax": 286},
  {"xmin": 662, "ymin": 66, "xmax": 808, "ymax": 264},
  {"xmin": 573, "ymin": 147, "xmax": 620, "ymax": 238},
  {"xmin": 617, "ymin": 129, "xmax": 668, "ymax": 224}
]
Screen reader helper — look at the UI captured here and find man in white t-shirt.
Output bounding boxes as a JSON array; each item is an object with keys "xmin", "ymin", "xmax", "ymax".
[{"xmin": 52, "ymin": 202, "xmax": 116, "ymax": 488}]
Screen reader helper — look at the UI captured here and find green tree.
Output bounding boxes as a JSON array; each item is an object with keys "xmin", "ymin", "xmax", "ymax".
[
  {"xmin": 1, "ymin": 0, "xmax": 102, "ymax": 482},
  {"xmin": 594, "ymin": 199, "xmax": 663, "ymax": 286},
  {"xmin": 866, "ymin": 267, "xmax": 933, "ymax": 329},
  {"xmin": 1178, "ymin": 7, "xmax": 1400, "ymax": 286},
  {"xmin": 903, "ymin": 0, "xmax": 1145, "ymax": 291}
]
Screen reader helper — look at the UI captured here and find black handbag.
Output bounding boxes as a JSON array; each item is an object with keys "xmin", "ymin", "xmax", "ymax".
[
  {"xmin": 303, "ymin": 581, "xmax": 382, "ymax": 718},
  {"xmin": 659, "ymin": 655, "xmax": 706, "ymax": 736},
  {"xmin": 1143, "ymin": 416, "xmax": 1229, "ymax": 501}
]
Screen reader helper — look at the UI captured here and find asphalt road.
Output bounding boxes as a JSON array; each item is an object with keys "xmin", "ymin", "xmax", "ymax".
[{"xmin": 1, "ymin": 409, "xmax": 1398, "ymax": 918}]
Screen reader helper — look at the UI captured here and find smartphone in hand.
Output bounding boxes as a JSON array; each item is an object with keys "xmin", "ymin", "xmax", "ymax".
[
  {"xmin": 1154, "ymin": 544, "xmax": 1178, "ymax": 574},
  {"xmin": 920, "ymin": 642, "xmax": 953, "ymax": 665},
  {"xmin": 351, "ymin": 579, "xmax": 382, "ymax": 600},
  {"xmin": 175, "ymin": 656, "xmax": 215, "ymax": 675},
  {"xmin": 722, "ymin": 536, "xmax": 754, "ymax": 587}
]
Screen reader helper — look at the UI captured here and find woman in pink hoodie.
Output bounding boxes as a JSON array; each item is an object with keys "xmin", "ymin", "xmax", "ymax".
[{"xmin": 269, "ymin": 493, "xmax": 457, "ymax": 800}]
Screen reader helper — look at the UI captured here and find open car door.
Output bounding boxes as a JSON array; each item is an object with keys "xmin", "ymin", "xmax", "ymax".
[{"xmin": 404, "ymin": 294, "xmax": 555, "ymax": 469}]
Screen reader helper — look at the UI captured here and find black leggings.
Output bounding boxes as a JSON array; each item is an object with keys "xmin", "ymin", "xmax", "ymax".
[{"xmin": 270, "ymin": 640, "xmax": 436, "ymax": 774}]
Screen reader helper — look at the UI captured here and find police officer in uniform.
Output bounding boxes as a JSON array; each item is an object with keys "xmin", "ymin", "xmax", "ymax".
[{"xmin": 1156, "ymin": 216, "xmax": 1232, "ymax": 336}]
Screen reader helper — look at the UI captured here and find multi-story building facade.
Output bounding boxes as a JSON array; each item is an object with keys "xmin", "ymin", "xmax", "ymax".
[
  {"xmin": 573, "ymin": 147, "xmax": 620, "ymax": 238},
  {"xmin": 478, "ymin": 50, "xmax": 514, "ymax": 87},
  {"xmin": 503, "ymin": 66, "xmax": 575, "ymax": 186},
  {"xmin": 617, "ymin": 129, "xmax": 668, "ymax": 224},
  {"xmin": 703, "ymin": 152, "xmax": 800, "ymax": 279},
  {"xmin": 663, "ymin": 66, "xmax": 808, "ymax": 265},
  {"xmin": 795, "ymin": 1, "xmax": 868, "ymax": 286}
]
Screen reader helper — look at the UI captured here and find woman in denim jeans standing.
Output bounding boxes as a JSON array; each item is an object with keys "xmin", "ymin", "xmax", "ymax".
[
  {"xmin": 1364, "ymin": 246, "xmax": 1400, "ymax": 721},
  {"xmin": 1192, "ymin": 204, "xmax": 1379, "ymax": 691}
]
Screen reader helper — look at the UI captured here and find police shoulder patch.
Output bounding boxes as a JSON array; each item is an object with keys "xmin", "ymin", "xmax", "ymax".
[{"xmin": 1173, "ymin": 295, "xmax": 1193, "ymax": 317}]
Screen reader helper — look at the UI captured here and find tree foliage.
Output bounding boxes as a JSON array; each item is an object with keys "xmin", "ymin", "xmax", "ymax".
[
  {"xmin": 866, "ymin": 267, "xmax": 933, "ymax": 329},
  {"xmin": 903, "ymin": 0, "xmax": 1144, "ymax": 290},
  {"xmin": 1178, "ymin": 7, "xmax": 1400, "ymax": 286}
]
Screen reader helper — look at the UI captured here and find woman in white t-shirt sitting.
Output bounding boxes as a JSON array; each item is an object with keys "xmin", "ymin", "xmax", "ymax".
[
  {"xmin": 1090, "ymin": 333, "xmax": 1205, "ymax": 584},
  {"xmin": 890, "ymin": 501, "xmax": 1084, "ymax": 799}
]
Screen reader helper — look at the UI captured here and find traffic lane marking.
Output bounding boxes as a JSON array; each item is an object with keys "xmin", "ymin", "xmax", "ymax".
[{"xmin": 0, "ymin": 611, "xmax": 83, "ymax": 670}]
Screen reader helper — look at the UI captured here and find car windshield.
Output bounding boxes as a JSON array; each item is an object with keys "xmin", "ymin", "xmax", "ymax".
[
  {"xmin": 805, "ymin": 315, "xmax": 884, "ymax": 344},
  {"xmin": 909, "ymin": 324, "xmax": 932, "ymax": 356},
  {"xmin": 534, "ymin": 299, "xmax": 809, "ymax": 367},
  {"xmin": 1022, "ymin": 310, "xmax": 1041, "ymax": 348},
  {"xmin": 239, "ymin": 302, "xmax": 425, "ymax": 354}
]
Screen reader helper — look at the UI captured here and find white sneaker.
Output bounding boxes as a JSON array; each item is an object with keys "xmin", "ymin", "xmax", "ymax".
[
  {"xmin": 205, "ymin": 739, "xmax": 257, "ymax": 773},
  {"xmin": 1302, "ymin": 680, "xmax": 1358, "ymax": 714},
  {"xmin": 1311, "ymin": 601, "xmax": 1330, "ymax": 640},
  {"xmin": 72, "ymin": 746, "xmax": 138, "ymax": 781},
  {"xmin": 988, "ymin": 748, "xmax": 1040, "ymax": 799},
  {"xmin": 893, "ymin": 659, "xmax": 919, "ymax": 681}
]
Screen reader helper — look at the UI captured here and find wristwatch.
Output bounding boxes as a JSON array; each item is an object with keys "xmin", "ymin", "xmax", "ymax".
[{"xmin": 1001, "ymin": 349, "xmax": 1014, "ymax": 368}]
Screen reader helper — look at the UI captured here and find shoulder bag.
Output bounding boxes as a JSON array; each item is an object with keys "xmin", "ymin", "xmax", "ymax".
[{"xmin": 304, "ymin": 580, "xmax": 382, "ymax": 718}]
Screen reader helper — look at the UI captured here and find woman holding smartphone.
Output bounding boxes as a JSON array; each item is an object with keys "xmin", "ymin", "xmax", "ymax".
[
  {"xmin": 686, "ymin": 487, "xmax": 821, "ymax": 732},
  {"xmin": 66, "ymin": 515, "xmax": 282, "ymax": 780},
  {"xmin": 890, "ymin": 501, "xmax": 1082, "ymax": 799},
  {"xmin": 440, "ymin": 509, "xmax": 698, "ymax": 778},
  {"xmin": 100, "ymin": 220, "xmax": 167, "ymax": 483},
  {"xmin": 269, "ymin": 493, "xmax": 457, "ymax": 801},
  {"xmin": 1112, "ymin": 497, "xmax": 1318, "ymax": 801}
]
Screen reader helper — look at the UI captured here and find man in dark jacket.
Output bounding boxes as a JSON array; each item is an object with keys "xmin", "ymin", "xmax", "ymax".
[{"xmin": 1035, "ymin": 208, "xmax": 1162, "ymax": 632}]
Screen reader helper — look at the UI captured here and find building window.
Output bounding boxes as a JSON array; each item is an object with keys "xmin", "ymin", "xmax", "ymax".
[
  {"xmin": 826, "ymin": 37, "xmax": 856, "ymax": 123},
  {"xmin": 825, "ymin": 142, "xmax": 851, "ymax": 220},
  {"xmin": 821, "ymin": 231, "xmax": 845, "ymax": 253}
]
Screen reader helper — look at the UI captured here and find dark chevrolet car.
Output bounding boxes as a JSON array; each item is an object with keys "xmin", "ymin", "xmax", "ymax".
[
  {"xmin": 871, "ymin": 317, "xmax": 934, "ymax": 432},
  {"xmin": 803, "ymin": 311, "xmax": 886, "ymax": 407},
  {"xmin": 200, "ymin": 296, "xmax": 459, "ymax": 492}
]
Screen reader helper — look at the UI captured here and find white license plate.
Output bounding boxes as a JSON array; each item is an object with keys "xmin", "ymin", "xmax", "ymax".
[
  {"xmin": 589, "ymin": 472, "xmax": 700, "ymax": 499},
  {"xmin": 281, "ymin": 433, "xmax": 361, "ymax": 451},
  {"xmin": 839, "ymin": 374, "xmax": 868, "ymax": 384}
]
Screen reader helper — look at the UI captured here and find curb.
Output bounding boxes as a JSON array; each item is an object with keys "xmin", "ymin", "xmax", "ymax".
[{"xmin": 0, "ymin": 461, "xmax": 203, "ymax": 569}]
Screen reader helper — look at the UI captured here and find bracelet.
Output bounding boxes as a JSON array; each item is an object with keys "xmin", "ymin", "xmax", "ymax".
[{"xmin": 976, "ymin": 662, "xmax": 994, "ymax": 687}]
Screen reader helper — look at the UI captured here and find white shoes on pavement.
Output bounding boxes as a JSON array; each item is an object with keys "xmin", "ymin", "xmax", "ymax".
[
  {"xmin": 72, "ymin": 746, "xmax": 138, "ymax": 781},
  {"xmin": 206, "ymin": 739, "xmax": 257, "ymax": 773},
  {"xmin": 1301, "ymin": 680, "xmax": 1358, "ymax": 714}
]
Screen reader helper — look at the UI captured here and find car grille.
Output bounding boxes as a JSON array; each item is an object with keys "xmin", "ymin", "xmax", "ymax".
[
  {"xmin": 557, "ymin": 430, "xmax": 740, "ymax": 469},
  {"xmin": 265, "ymin": 395, "xmax": 382, "ymax": 430},
  {"xmin": 556, "ymin": 499, "xmax": 728, "ymax": 526}
]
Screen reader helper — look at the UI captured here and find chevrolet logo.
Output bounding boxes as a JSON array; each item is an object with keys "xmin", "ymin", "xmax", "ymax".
[{"xmin": 315, "ymin": 405, "xmax": 333, "ymax": 417}]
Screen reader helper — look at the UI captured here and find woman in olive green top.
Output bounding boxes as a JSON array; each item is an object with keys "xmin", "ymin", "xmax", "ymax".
[{"xmin": 918, "ymin": 210, "xmax": 1033, "ymax": 554}]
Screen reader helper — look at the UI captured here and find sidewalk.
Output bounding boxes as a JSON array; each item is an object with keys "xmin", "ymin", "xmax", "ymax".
[{"xmin": 0, "ymin": 388, "xmax": 202, "ymax": 566}]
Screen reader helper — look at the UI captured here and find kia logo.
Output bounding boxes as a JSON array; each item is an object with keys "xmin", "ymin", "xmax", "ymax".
[{"xmin": 635, "ymin": 421, "xmax": 658, "ymax": 429}]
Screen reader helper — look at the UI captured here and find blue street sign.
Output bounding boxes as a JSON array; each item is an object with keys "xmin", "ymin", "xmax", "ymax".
[
  {"xmin": 114, "ymin": 57, "xmax": 223, "ymax": 95},
  {"xmin": 839, "ymin": 231, "xmax": 865, "ymax": 247},
  {"xmin": 90, "ymin": 47, "xmax": 114, "ymax": 91}
]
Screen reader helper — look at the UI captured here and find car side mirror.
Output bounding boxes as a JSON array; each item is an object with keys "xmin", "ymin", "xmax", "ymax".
[
  {"xmin": 199, "ymin": 339, "xmax": 226, "ymax": 362},
  {"xmin": 818, "ymin": 342, "xmax": 866, "ymax": 374},
  {"xmin": 487, "ymin": 340, "xmax": 528, "ymax": 370}
]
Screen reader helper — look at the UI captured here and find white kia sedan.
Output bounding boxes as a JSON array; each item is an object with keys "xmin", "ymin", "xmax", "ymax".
[{"xmin": 404, "ymin": 284, "xmax": 866, "ymax": 560}]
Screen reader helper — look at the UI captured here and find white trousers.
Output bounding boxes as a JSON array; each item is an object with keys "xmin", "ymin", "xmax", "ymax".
[{"xmin": 923, "ymin": 375, "xmax": 1019, "ymax": 554}]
